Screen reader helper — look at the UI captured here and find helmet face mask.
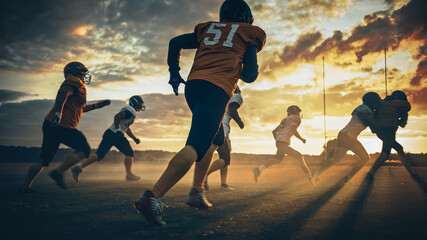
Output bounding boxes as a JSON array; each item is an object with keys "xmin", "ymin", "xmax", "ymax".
[{"xmin": 220, "ymin": 0, "xmax": 254, "ymax": 24}]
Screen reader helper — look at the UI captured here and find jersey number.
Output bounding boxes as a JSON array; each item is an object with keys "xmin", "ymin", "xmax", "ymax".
[{"xmin": 204, "ymin": 23, "xmax": 239, "ymax": 47}]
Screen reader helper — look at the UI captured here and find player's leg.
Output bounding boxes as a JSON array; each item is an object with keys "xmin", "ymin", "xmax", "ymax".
[
  {"xmin": 113, "ymin": 131, "xmax": 140, "ymax": 180},
  {"xmin": 253, "ymin": 141, "xmax": 285, "ymax": 183},
  {"xmin": 49, "ymin": 128, "xmax": 91, "ymax": 189},
  {"xmin": 21, "ymin": 120, "xmax": 59, "ymax": 190},
  {"xmin": 71, "ymin": 130, "xmax": 113, "ymax": 182},
  {"xmin": 346, "ymin": 138, "xmax": 369, "ymax": 180},
  {"xmin": 392, "ymin": 140, "xmax": 417, "ymax": 176},
  {"xmin": 283, "ymin": 144, "xmax": 312, "ymax": 180},
  {"xmin": 366, "ymin": 129, "xmax": 392, "ymax": 183},
  {"xmin": 206, "ymin": 134, "xmax": 229, "ymax": 189},
  {"xmin": 218, "ymin": 137, "xmax": 232, "ymax": 190},
  {"xmin": 134, "ymin": 80, "xmax": 229, "ymax": 225}
]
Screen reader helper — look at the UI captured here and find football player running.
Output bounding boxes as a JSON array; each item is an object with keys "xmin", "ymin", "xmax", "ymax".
[
  {"xmin": 71, "ymin": 96, "xmax": 145, "ymax": 183},
  {"xmin": 310, "ymin": 92, "xmax": 381, "ymax": 184},
  {"xmin": 20, "ymin": 62, "xmax": 111, "ymax": 191},
  {"xmin": 134, "ymin": 0, "xmax": 266, "ymax": 226},
  {"xmin": 205, "ymin": 86, "xmax": 244, "ymax": 191},
  {"xmin": 253, "ymin": 106, "xmax": 312, "ymax": 183},
  {"xmin": 365, "ymin": 90, "xmax": 420, "ymax": 184}
]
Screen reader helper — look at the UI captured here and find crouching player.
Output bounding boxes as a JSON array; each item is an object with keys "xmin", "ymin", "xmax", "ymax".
[
  {"xmin": 253, "ymin": 105, "xmax": 312, "ymax": 183},
  {"xmin": 71, "ymin": 96, "xmax": 145, "ymax": 182},
  {"xmin": 133, "ymin": 0, "xmax": 266, "ymax": 226},
  {"xmin": 310, "ymin": 92, "xmax": 381, "ymax": 184},
  {"xmin": 205, "ymin": 86, "xmax": 244, "ymax": 191},
  {"xmin": 21, "ymin": 62, "xmax": 111, "ymax": 190}
]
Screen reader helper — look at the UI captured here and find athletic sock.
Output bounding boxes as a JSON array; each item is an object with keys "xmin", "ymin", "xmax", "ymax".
[
  {"xmin": 152, "ymin": 146, "xmax": 197, "ymax": 198},
  {"xmin": 193, "ymin": 145, "xmax": 217, "ymax": 192}
]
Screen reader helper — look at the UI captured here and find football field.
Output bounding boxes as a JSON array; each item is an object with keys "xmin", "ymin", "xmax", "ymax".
[{"xmin": 1, "ymin": 162, "xmax": 426, "ymax": 240}]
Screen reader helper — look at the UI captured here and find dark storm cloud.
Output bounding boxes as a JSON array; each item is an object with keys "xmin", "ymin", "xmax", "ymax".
[
  {"xmin": 0, "ymin": 93, "xmax": 190, "ymax": 146},
  {"xmin": 0, "ymin": 89, "xmax": 36, "ymax": 103},
  {"xmin": 0, "ymin": 0, "xmax": 220, "ymax": 83},
  {"xmin": 263, "ymin": 0, "xmax": 426, "ymax": 80},
  {"xmin": 410, "ymin": 59, "xmax": 427, "ymax": 86}
]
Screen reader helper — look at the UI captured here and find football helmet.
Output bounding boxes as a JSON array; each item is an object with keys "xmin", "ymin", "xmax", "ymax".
[
  {"xmin": 287, "ymin": 105, "xmax": 302, "ymax": 117},
  {"xmin": 63, "ymin": 61, "xmax": 92, "ymax": 84},
  {"xmin": 362, "ymin": 92, "xmax": 381, "ymax": 108},
  {"xmin": 220, "ymin": 0, "xmax": 254, "ymax": 24},
  {"xmin": 391, "ymin": 90, "xmax": 407, "ymax": 100},
  {"xmin": 129, "ymin": 95, "xmax": 145, "ymax": 111}
]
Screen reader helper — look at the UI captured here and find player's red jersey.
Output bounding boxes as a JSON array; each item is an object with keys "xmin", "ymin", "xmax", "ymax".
[
  {"xmin": 187, "ymin": 21, "xmax": 266, "ymax": 97},
  {"xmin": 45, "ymin": 76, "xmax": 87, "ymax": 129}
]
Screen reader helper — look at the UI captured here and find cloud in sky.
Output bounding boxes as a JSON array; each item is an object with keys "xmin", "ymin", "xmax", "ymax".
[{"xmin": 0, "ymin": 89, "xmax": 36, "ymax": 103}]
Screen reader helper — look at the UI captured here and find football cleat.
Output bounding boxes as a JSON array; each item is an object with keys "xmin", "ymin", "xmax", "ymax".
[
  {"xmin": 49, "ymin": 170, "xmax": 67, "ymax": 189},
  {"xmin": 187, "ymin": 188, "xmax": 212, "ymax": 210},
  {"xmin": 71, "ymin": 165, "xmax": 83, "ymax": 183},
  {"xmin": 126, "ymin": 173, "xmax": 141, "ymax": 181},
  {"xmin": 220, "ymin": 185, "xmax": 234, "ymax": 191},
  {"xmin": 252, "ymin": 167, "xmax": 261, "ymax": 183},
  {"xmin": 134, "ymin": 190, "xmax": 167, "ymax": 226}
]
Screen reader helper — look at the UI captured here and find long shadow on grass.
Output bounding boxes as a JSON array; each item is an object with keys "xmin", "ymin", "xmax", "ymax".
[
  {"xmin": 260, "ymin": 174, "xmax": 357, "ymax": 240},
  {"xmin": 319, "ymin": 179, "xmax": 373, "ymax": 240}
]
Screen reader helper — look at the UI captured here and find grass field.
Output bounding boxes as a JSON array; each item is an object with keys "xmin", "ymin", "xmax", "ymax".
[{"xmin": 1, "ymin": 162, "xmax": 426, "ymax": 240}]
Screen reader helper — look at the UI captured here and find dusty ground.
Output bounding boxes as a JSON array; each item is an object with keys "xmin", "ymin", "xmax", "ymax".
[{"xmin": 1, "ymin": 162, "xmax": 426, "ymax": 240}]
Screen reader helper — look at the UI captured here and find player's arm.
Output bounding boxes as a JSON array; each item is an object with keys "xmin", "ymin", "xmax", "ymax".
[
  {"xmin": 49, "ymin": 85, "xmax": 74, "ymax": 126},
  {"xmin": 398, "ymin": 112, "xmax": 408, "ymax": 128},
  {"xmin": 240, "ymin": 45, "xmax": 258, "ymax": 83},
  {"xmin": 293, "ymin": 127, "xmax": 306, "ymax": 143},
  {"xmin": 114, "ymin": 111, "xmax": 127, "ymax": 130},
  {"xmin": 357, "ymin": 111, "xmax": 376, "ymax": 127},
  {"xmin": 229, "ymin": 102, "xmax": 244, "ymax": 129},
  {"xmin": 272, "ymin": 125, "xmax": 280, "ymax": 140},
  {"xmin": 126, "ymin": 128, "xmax": 140, "ymax": 144},
  {"xmin": 167, "ymin": 32, "xmax": 198, "ymax": 95},
  {"xmin": 83, "ymin": 100, "xmax": 111, "ymax": 112}
]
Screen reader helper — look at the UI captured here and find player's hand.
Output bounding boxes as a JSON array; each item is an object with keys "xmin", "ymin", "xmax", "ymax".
[
  {"xmin": 398, "ymin": 119, "xmax": 407, "ymax": 128},
  {"xmin": 49, "ymin": 112, "xmax": 62, "ymax": 127},
  {"xmin": 301, "ymin": 138, "xmax": 306, "ymax": 144},
  {"xmin": 133, "ymin": 138, "xmax": 140, "ymax": 144},
  {"xmin": 95, "ymin": 99, "xmax": 111, "ymax": 109},
  {"xmin": 168, "ymin": 72, "xmax": 186, "ymax": 96},
  {"xmin": 238, "ymin": 121, "xmax": 244, "ymax": 129}
]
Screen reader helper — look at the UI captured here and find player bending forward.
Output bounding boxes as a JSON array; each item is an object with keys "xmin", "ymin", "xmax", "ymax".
[
  {"xmin": 311, "ymin": 92, "xmax": 381, "ymax": 184},
  {"xmin": 21, "ymin": 62, "xmax": 110, "ymax": 190},
  {"xmin": 71, "ymin": 96, "xmax": 145, "ymax": 182},
  {"xmin": 366, "ymin": 90, "xmax": 419, "ymax": 184},
  {"xmin": 205, "ymin": 86, "xmax": 244, "ymax": 191},
  {"xmin": 253, "ymin": 105, "xmax": 312, "ymax": 183},
  {"xmin": 133, "ymin": 0, "xmax": 266, "ymax": 226}
]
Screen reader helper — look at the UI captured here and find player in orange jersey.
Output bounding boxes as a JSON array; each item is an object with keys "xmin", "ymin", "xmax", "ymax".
[
  {"xmin": 20, "ymin": 62, "xmax": 110, "ymax": 191},
  {"xmin": 134, "ymin": 0, "xmax": 266, "ymax": 226}
]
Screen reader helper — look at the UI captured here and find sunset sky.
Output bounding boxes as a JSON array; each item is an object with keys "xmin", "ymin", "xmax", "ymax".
[{"xmin": 0, "ymin": 0, "xmax": 425, "ymax": 155}]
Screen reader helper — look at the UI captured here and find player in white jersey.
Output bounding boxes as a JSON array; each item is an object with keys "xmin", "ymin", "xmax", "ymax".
[
  {"xmin": 71, "ymin": 96, "xmax": 145, "ymax": 182},
  {"xmin": 310, "ymin": 92, "xmax": 381, "ymax": 184},
  {"xmin": 205, "ymin": 86, "xmax": 244, "ymax": 191},
  {"xmin": 253, "ymin": 105, "xmax": 312, "ymax": 183}
]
